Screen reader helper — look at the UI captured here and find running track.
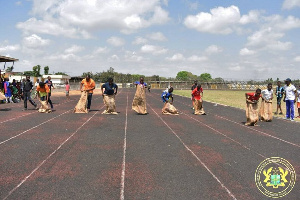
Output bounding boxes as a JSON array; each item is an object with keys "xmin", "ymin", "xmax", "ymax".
[{"xmin": 0, "ymin": 89, "xmax": 299, "ymax": 200}]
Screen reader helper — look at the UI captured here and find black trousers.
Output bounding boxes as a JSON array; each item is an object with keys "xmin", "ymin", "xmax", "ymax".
[
  {"xmin": 87, "ymin": 93, "xmax": 92, "ymax": 109},
  {"xmin": 24, "ymin": 91, "xmax": 36, "ymax": 108}
]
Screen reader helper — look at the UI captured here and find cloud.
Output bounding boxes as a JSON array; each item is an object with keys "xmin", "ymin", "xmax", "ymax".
[
  {"xmin": 282, "ymin": 0, "xmax": 300, "ymax": 10},
  {"xmin": 184, "ymin": 5, "xmax": 241, "ymax": 34},
  {"xmin": 22, "ymin": 34, "xmax": 50, "ymax": 48},
  {"xmin": 147, "ymin": 32, "xmax": 167, "ymax": 41},
  {"xmin": 15, "ymin": 1, "xmax": 22, "ymax": 6},
  {"xmin": 166, "ymin": 53, "xmax": 185, "ymax": 61},
  {"xmin": 240, "ymin": 10, "xmax": 261, "ymax": 24},
  {"xmin": 246, "ymin": 27, "xmax": 292, "ymax": 51},
  {"xmin": 64, "ymin": 45, "xmax": 85, "ymax": 54},
  {"xmin": 132, "ymin": 37, "xmax": 148, "ymax": 45},
  {"xmin": 264, "ymin": 15, "xmax": 300, "ymax": 31},
  {"xmin": 0, "ymin": 44, "xmax": 20, "ymax": 53},
  {"xmin": 107, "ymin": 37, "xmax": 125, "ymax": 46},
  {"xmin": 294, "ymin": 56, "xmax": 300, "ymax": 62},
  {"xmin": 229, "ymin": 65, "xmax": 244, "ymax": 71},
  {"xmin": 93, "ymin": 47, "xmax": 108, "ymax": 54},
  {"xmin": 187, "ymin": 55, "xmax": 208, "ymax": 62},
  {"xmin": 141, "ymin": 44, "xmax": 168, "ymax": 55},
  {"xmin": 17, "ymin": 0, "xmax": 170, "ymax": 37},
  {"xmin": 205, "ymin": 45, "xmax": 223, "ymax": 54},
  {"xmin": 108, "ymin": 55, "xmax": 120, "ymax": 61},
  {"xmin": 239, "ymin": 48, "xmax": 256, "ymax": 56}
]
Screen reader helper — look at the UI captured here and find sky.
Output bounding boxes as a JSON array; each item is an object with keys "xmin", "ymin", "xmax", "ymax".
[{"xmin": 1, "ymin": 0, "xmax": 300, "ymax": 80}]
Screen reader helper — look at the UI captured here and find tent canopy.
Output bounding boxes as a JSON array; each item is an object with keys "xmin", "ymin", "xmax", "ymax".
[{"xmin": 0, "ymin": 55, "xmax": 19, "ymax": 63}]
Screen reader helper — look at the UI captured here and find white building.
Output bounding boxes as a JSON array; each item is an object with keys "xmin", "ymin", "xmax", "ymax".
[{"xmin": 42, "ymin": 75, "xmax": 71, "ymax": 85}]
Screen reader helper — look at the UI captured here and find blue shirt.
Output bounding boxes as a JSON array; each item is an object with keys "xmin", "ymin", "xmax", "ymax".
[
  {"xmin": 161, "ymin": 91, "xmax": 172, "ymax": 102},
  {"xmin": 135, "ymin": 81, "xmax": 147, "ymax": 86},
  {"xmin": 45, "ymin": 80, "xmax": 53, "ymax": 92},
  {"xmin": 276, "ymin": 86, "xmax": 284, "ymax": 98},
  {"xmin": 102, "ymin": 82, "xmax": 118, "ymax": 95}
]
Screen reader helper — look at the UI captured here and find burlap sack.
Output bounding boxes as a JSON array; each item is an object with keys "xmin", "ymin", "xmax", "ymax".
[
  {"xmin": 102, "ymin": 94, "xmax": 118, "ymax": 115},
  {"xmin": 132, "ymin": 85, "xmax": 147, "ymax": 114},
  {"xmin": 0, "ymin": 91, "xmax": 5, "ymax": 100},
  {"xmin": 260, "ymin": 100, "xmax": 273, "ymax": 122},
  {"xmin": 162, "ymin": 102, "xmax": 179, "ymax": 115},
  {"xmin": 38, "ymin": 100, "xmax": 51, "ymax": 113},
  {"xmin": 194, "ymin": 99, "xmax": 205, "ymax": 115},
  {"xmin": 245, "ymin": 101, "xmax": 259, "ymax": 126},
  {"xmin": 74, "ymin": 91, "xmax": 88, "ymax": 113}
]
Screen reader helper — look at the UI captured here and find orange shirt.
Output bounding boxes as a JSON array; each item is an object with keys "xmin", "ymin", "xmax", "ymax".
[
  {"xmin": 36, "ymin": 84, "xmax": 50, "ymax": 93},
  {"xmin": 247, "ymin": 92, "xmax": 261, "ymax": 101},
  {"xmin": 81, "ymin": 78, "xmax": 96, "ymax": 93},
  {"xmin": 192, "ymin": 88, "xmax": 203, "ymax": 100}
]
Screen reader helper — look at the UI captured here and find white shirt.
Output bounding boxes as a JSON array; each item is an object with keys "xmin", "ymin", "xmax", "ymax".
[
  {"xmin": 262, "ymin": 89, "xmax": 273, "ymax": 101},
  {"xmin": 297, "ymin": 90, "xmax": 300, "ymax": 102},
  {"xmin": 34, "ymin": 82, "xmax": 39, "ymax": 87},
  {"xmin": 284, "ymin": 84, "xmax": 297, "ymax": 100}
]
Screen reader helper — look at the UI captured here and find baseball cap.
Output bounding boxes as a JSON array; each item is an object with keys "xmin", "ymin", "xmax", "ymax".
[{"xmin": 285, "ymin": 78, "xmax": 291, "ymax": 82}]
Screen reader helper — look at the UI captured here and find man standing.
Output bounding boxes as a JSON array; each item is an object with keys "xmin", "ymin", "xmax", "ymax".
[
  {"xmin": 283, "ymin": 78, "xmax": 297, "ymax": 121},
  {"xmin": 45, "ymin": 76, "xmax": 54, "ymax": 110},
  {"xmin": 101, "ymin": 77, "xmax": 118, "ymax": 114},
  {"xmin": 275, "ymin": 81, "xmax": 284, "ymax": 115},
  {"xmin": 23, "ymin": 76, "xmax": 37, "ymax": 110},
  {"xmin": 80, "ymin": 75, "xmax": 95, "ymax": 112}
]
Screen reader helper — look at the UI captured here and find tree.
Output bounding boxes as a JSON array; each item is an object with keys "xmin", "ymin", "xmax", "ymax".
[
  {"xmin": 32, "ymin": 65, "xmax": 41, "ymax": 77},
  {"xmin": 199, "ymin": 73, "xmax": 212, "ymax": 82},
  {"xmin": 44, "ymin": 66, "xmax": 49, "ymax": 75},
  {"xmin": 23, "ymin": 71, "xmax": 35, "ymax": 76},
  {"xmin": 213, "ymin": 77, "xmax": 224, "ymax": 82},
  {"xmin": 176, "ymin": 71, "xmax": 189, "ymax": 81},
  {"xmin": 6, "ymin": 66, "xmax": 14, "ymax": 72},
  {"xmin": 55, "ymin": 72, "xmax": 68, "ymax": 75}
]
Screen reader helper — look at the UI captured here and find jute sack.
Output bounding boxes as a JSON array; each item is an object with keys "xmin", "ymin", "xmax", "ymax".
[
  {"xmin": 38, "ymin": 100, "xmax": 51, "ymax": 113},
  {"xmin": 102, "ymin": 94, "xmax": 118, "ymax": 114},
  {"xmin": 194, "ymin": 99, "xmax": 205, "ymax": 115},
  {"xmin": 132, "ymin": 85, "xmax": 147, "ymax": 114},
  {"xmin": 245, "ymin": 101, "xmax": 259, "ymax": 126},
  {"xmin": 260, "ymin": 100, "xmax": 273, "ymax": 122},
  {"xmin": 0, "ymin": 91, "xmax": 5, "ymax": 100},
  {"xmin": 74, "ymin": 91, "xmax": 88, "ymax": 113},
  {"xmin": 162, "ymin": 102, "xmax": 179, "ymax": 115}
]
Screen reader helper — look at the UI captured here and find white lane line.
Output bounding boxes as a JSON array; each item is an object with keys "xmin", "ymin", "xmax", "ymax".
[
  {"xmin": 148, "ymin": 103, "xmax": 237, "ymax": 200},
  {"xmin": 0, "ymin": 109, "xmax": 73, "ymax": 145},
  {"xmin": 2, "ymin": 110, "xmax": 100, "ymax": 200},
  {"xmin": 120, "ymin": 93, "xmax": 128, "ymax": 200},
  {"xmin": 216, "ymin": 115, "xmax": 300, "ymax": 148}
]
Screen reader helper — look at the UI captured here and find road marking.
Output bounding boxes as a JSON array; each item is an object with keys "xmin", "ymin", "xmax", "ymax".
[
  {"xmin": 216, "ymin": 115, "xmax": 300, "ymax": 148},
  {"xmin": 120, "ymin": 93, "xmax": 128, "ymax": 200},
  {"xmin": 2, "ymin": 109, "xmax": 101, "ymax": 200},
  {"xmin": 148, "ymin": 103, "xmax": 237, "ymax": 200},
  {"xmin": 0, "ymin": 109, "xmax": 73, "ymax": 145}
]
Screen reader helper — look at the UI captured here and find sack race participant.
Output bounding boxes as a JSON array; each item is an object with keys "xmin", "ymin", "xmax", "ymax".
[
  {"xmin": 101, "ymin": 78, "xmax": 118, "ymax": 114},
  {"xmin": 245, "ymin": 89, "xmax": 261, "ymax": 126},
  {"xmin": 132, "ymin": 77, "xmax": 147, "ymax": 114},
  {"xmin": 74, "ymin": 91, "xmax": 88, "ymax": 113},
  {"xmin": 161, "ymin": 87, "xmax": 179, "ymax": 115},
  {"xmin": 192, "ymin": 85, "xmax": 205, "ymax": 115},
  {"xmin": 260, "ymin": 83, "xmax": 273, "ymax": 122},
  {"xmin": 36, "ymin": 82, "xmax": 52, "ymax": 113},
  {"xmin": 78, "ymin": 75, "xmax": 96, "ymax": 113}
]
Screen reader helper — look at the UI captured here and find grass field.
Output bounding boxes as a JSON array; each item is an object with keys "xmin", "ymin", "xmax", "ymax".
[{"xmin": 173, "ymin": 89, "xmax": 300, "ymax": 121}]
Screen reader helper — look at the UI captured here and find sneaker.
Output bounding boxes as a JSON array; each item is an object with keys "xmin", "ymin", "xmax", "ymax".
[
  {"xmin": 22, "ymin": 108, "xmax": 27, "ymax": 111},
  {"xmin": 285, "ymin": 117, "xmax": 290, "ymax": 120},
  {"xmin": 290, "ymin": 119, "xmax": 294, "ymax": 121}
]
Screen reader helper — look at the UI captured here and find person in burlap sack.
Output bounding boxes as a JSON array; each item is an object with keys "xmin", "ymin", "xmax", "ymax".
[
  {"xmin": 101, "ymin": 77, "xmax": 118, "ymax": 114},
  {"xmin": 260, "ymin": 83, "xmax": 273, "ymax": 122},
  {"xmin": 36, "ymin": 82, "xmax": 52, "ymax": 113},
  {"xmin": 76, "ymin": 75, "xmax": 95, "ymax": 113},
  {"xmin": 192, "ymin": 85, "xmax": 206, "ymax": 115},
  {"xmin": 161, "ymin": 87, "xmax": 179, "ymax": 115},
  {"xmin": 132, "ymin": 77, "xmax": 147, "ymax": 114},
  {"xmin": 245, "ymin": 89, "xmax": 262, "ymax": 126}
]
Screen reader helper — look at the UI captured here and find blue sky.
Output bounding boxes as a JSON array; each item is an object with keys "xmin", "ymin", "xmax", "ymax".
[{"xmin": 1, "ymin": 0, "xmax": 300, "ymax": 80}]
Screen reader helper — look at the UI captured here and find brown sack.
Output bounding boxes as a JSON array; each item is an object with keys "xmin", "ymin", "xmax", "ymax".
[
  {"xmin": 0, "ymin": 91, "xmax": 5, "ymax": 100},
  {"xmin": 260, "ymin": 100, "xmax": 273, "ymax": 122},
  {"xmin": 194, "ymin": 99, "xmax": 205, "ymax": 115},
  {"xmin": 132, "ymin": 85, "xmax": 147, "ymax": 114},
  {"xmin": 102, "ymin": 94, "xmax": 118, "ymax": 115},
  {"xmin": 38, "ymin": 100, "xmax": 51, "ymax": 113},
  {"xmin": 74, "ymin": 91, "xmax": 88, "ymax": 113},
  {"xmin": 162, "ymin": 102, "xmax": 179, "ymax": 115},
  {"xmin": 245, "ymin": 101, "xmax": 259, "ymax": 126}
]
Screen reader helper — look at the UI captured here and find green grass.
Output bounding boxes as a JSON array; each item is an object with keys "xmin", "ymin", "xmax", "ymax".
[{"xmin": 173, "ymin": 90, "xmax": 300, "ymax": 121}]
